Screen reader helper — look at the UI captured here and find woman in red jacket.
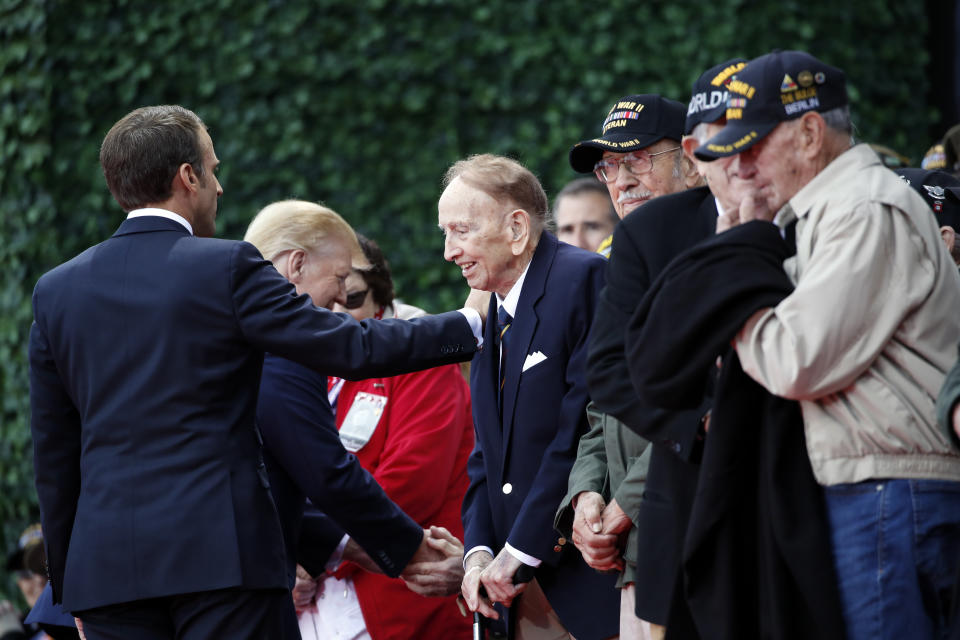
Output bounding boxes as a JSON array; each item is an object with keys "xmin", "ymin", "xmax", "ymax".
[{"xmin": 311, "ymin": 235, "xmax": 474, "ymax": 640}]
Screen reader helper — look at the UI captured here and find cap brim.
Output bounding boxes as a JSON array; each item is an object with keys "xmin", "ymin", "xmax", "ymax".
[
  {"xmin": 569, "ymin": 132, "xmax": 668, "ymax": 173},
  {"xmin": 694, "ymin": 121, "xmax": 778, "ymax": 161}
]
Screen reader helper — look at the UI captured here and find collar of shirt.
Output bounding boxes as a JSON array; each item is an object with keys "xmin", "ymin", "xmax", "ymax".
[
  {"xmin": 495, "ymin": 260, "xmax": 531, "ymax": 318},
  {"xmin": 714, "ymin": 197, "xmax": 725, "ymax": 217},
  {"xmin": 126, "ymin": 208, "xmax": 194, "ymax": 235}
]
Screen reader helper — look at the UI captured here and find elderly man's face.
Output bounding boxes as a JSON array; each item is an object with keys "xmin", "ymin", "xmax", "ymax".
[
  {"xmin": 438, "ymin": 178, "xmax": 517, "ymax": 296},
  {"xmin": 280, "ymin": 244, "xmax": 351, "ymax": 310},
  {"xmin": 727, "ymin": 120, "xmax": 808, "ymax": 216},
  {"xmin": 693, "ymin": 121, "xmax": 752, "ymax": 212},
  {"xmin": 602, "ymin": 139, "xmax": 686, "ymax": 218}
]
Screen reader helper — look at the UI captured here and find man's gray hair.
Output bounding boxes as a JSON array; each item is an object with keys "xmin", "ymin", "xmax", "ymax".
[
  {"xmin": 821, "ymin": 105, "xmax": 853, "ymax": 136},
  {"xmin": 689, "ymin": 122, "xmax": 712, "ymax": 145},
  {"xmin": 820, "ymin": 105, "xmax": 856, "ymax": 147}
]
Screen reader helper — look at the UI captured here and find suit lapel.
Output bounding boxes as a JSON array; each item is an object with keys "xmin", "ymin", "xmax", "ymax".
[{"xmin": 500, "ymin": 233, "xmax": 556, "ymax": 447}]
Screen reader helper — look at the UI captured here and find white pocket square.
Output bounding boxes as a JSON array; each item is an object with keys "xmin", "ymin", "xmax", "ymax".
[{"xmin": 522, "ymin": 351, "xmax": 548, "ymax": 372}]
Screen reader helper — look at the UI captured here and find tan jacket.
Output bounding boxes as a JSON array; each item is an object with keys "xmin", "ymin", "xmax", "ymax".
[{"xmin": 736, "ymin": 144, "xmax": 960, "ymax": 486}]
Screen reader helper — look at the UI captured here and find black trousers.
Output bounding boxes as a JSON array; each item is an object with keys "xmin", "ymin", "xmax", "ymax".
[{"xmin": 76, "ymin": 587, "xmax": 292, "ymax": 640}]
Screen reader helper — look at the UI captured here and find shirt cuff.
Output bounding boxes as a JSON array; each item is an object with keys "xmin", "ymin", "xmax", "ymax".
[
  {"xmin": 324, "ymin": 534, "xmax": 351, "ymax": 573},
  {"xmin": 457, "ymin": 308, "xmax": 484, "ymax": 348},
  {"xmin": 463, "ymin": 545, "xmax": 494, "ymax": 569},
  {"xmin": 504, "ymin": 542, "xmax": 541, "ymax": 567}
]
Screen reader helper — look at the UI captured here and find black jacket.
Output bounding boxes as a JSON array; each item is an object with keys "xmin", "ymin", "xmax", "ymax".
[
  {"xmin": 586, "ymin": 185, "xmax": 717, "ymax": 623},
  {"xmin": 627, "ymin": 221, "xmax": 845, "ymax": 640}
]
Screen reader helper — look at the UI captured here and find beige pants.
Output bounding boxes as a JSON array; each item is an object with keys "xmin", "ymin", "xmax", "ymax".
[
  {"xmin": 513, "ymin": 579, "xmax": 619, "ymax": 640},
  {"xmin": 620, "ymin": 583, "xmax": 665, "ymax": 640}
]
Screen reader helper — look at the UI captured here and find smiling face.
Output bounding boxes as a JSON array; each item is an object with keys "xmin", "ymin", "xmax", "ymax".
[
  {"xmin": 290, "ymin": 244, "xmax": 352, "ymax": 310},
  {"xmin": 438, "ymin": 177, "xmax": 522, "ymax": 297},
  {"xmin": 603, "ymin": 139, "xmax": 687, "ymax": 218}
]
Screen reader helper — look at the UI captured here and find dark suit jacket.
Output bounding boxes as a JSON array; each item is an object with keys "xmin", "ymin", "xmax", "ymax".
[
  {"xmin": 584, "ymin": 186, "xmax": 717, "ymax": 624},
  {"xmin": 28, "ymin": 215, "xmax": 475, "ymax": 612},
  {"xmin": 462, "ymin": 232, "xmax": 619, "ymax": 640},
  {"xmin": 258, "ymin": 355, "xmax": 426, "ymax": 640},
  {"xmin": 258, "ymin": 354, "xmax": 422, "ymax": 585}
]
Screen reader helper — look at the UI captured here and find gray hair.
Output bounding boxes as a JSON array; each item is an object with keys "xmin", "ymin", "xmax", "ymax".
[
  {"xmin": 820, "ymin": 105, "xmax": 856, "ymax": 145},
  {"xmin": 689, "ymin": 122, "xmax": 712, "ymax": 145}
]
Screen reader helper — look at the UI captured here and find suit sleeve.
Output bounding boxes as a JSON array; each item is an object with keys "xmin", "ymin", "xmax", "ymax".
[
  {"xmin": 364, "ymin": 365, "xmax": 470, "ymax": 525},
  {"xmin": 28, "ymin": 285, "xmax": 82, "ymax": 604},
  {"xmin": 229, "ymin": 242, "xmax": 476, "ymax": 379},
  {"xmin": 257, "ymin": 355, "xmax": 422, "ymax": 578},
  {"xmin": 507, "ymin": 259, "xmax": 605, "ymax": 564},
  {"xmin": 296, "ymin": 508, "xmax": 349, "ymax": 578},
  {"xmin": 586, "ymin": 219, "xmax": 709, "ymax": 460}
]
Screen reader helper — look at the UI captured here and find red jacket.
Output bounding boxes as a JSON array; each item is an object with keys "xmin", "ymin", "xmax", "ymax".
[{"xmin": 334, "ymin": 362, "xmax": 473, "ymax": 639}]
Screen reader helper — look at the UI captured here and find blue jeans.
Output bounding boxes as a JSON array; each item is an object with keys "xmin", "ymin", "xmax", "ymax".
[{"xmin": 824, "ymin": 478, "xmax": 960, "ymax": 640}]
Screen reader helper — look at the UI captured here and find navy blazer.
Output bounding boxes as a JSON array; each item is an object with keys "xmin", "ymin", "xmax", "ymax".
[
  {"xmin": 29, "ymin": 215, "xmax": 476, "ymax": 611},
  {"xmin": 462, "ymin": 232, "xmax": 619, "ymax": 640}
]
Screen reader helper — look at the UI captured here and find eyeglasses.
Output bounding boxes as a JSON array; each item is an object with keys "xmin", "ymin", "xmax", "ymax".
[
  {"xmin": 342, "ymin": 288, "xmax": 369, "ymax": 310},
  {"xmin": 593, "ymin": 147, "xmax": 682, "ymax": 183}
]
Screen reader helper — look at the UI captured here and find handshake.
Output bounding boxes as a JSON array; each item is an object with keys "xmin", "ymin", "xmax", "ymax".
[
  {"xmin": 400, "ymin": 525, "xmax": 466, "ymax": 597},
  {"xmin": 293, "ymin": 526, "xmax": 465, "ymax": 612}
]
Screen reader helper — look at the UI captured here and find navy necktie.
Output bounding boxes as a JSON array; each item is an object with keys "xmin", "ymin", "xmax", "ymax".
[{"xmin": 497, "ymin": 306, "xmax": 512, "ymax": 415}]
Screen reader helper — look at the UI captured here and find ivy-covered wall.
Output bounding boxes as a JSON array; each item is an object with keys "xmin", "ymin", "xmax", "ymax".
[{"xmin": 0, "ymin": 0, "xmax": 936, "ymax": 605}]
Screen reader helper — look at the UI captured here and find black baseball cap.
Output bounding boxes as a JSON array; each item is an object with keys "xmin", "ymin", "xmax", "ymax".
[
  {"xmin": 569, "ymin": 94, "xmax": 686, "ymax": 173},
  {"xmin": 685, "ymin": 58, "xmax": 748, "ymax": 135},
  {"xmin": 695, "ymin": 50, "xmax": 848, "ymax": 161},
  {"xmin": 895, "ymin": 168, "xmax": 960, "ymax": 232}
]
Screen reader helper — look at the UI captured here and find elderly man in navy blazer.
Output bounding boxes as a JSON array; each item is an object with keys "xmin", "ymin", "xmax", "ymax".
[
  {"xmin": 28, "ymin": 105, "xmax": 481, "ymax": 640},
  {"xmin": 442, "ymin": 154, "xmax": 619, "ymax": 639}
]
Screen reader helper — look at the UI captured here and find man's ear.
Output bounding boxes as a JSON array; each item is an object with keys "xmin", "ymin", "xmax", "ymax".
[
  {"xmin": 679, "ymin": 153, "xmax": 702, "ymax": 188},
  {"xmin": 175, "ymin": 162, "xmax": 199, "ymax": 193},
  {"xmin": 681, "ymin": 136, "xmax": 701, "ymax": 165},
  {"xmin": 286, "ymin": 249, "xmax": 306, "ymax": 283},
  {"xmin": 941, "ymin": 225, "xmax": 956, "ymax": 254},
  {"xmin": 507, "ymin": 209, "xmax": 531, "ymax": 255},
  {"xmin": 798, "ymin": 112, "xmax": 826, "ymax": 158}
]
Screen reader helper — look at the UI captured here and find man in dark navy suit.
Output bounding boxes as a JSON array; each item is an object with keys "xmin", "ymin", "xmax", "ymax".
[
  {"xmin": 28, "ymin": 105, "xmax": 481, "ymax": 640},
  {"xmin": 442, "ymin": 154, "xmax": 619, "ymax": 639},
  {"xmin": 241, "ymin": 200, "xmax": 469, "ymax": 637}
]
